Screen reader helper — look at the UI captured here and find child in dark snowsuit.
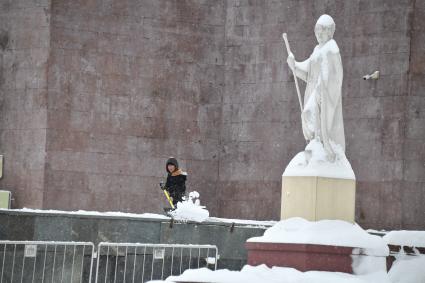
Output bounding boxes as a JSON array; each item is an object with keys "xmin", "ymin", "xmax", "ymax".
[{"xmin": 163, "ymin": 157, "xmax": 187, "ymax": 207}]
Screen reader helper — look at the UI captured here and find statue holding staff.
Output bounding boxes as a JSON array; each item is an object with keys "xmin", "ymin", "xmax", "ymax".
[
  {"xmin": 283, "ymin": 14, "xmax": 345, "ymax": 162},
  {"xmin": 281, "ymin": 15, "xmax": 355, "ymax": 222}
]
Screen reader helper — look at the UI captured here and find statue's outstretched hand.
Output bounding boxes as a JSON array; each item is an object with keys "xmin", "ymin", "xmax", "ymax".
[{"xmin": 287, "ymin": 52, "xmax": 295, "ymax": 71}]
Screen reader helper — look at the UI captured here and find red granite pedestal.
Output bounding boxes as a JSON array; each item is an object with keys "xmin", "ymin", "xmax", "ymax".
[{"xmin": 245, "ymin": 242, "xmax": 355, "ymax": 273}]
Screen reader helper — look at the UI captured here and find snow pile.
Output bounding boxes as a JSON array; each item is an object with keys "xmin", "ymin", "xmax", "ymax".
[
  {"xmin": 162, "ymin": 264, "xmax": 390, "ymax": 283},
  {"xmin": 283, "ymin": 139, "xmax": 355, "ymax": 180},
  {"xmin": 388, "ymin": 255, "xmax": 425, "ymax": 283},
  {"xmin": 386, "ymin": 235, "xmax": 425, "ymax": 283},
  {"xmin": 248, "ymin": 218, "xmax": 389, "ymax": 256},
  {"xmin": 351, "ymin": 252, "xmax": 387, "ymax": 275},
  {"xmin": 383, "ymin": 231, "xmax": 425, "ymax": 247},
  {"xmin": 169, "ymin": 191, "xmax": 209, "ymax": 223},
  {"xmin": 149, "ymin": 257, "xmax": 425, "ymax": 283}
]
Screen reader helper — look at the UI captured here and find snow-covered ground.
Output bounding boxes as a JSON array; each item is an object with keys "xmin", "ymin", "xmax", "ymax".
[
  {"xmin": 388, "ymin": 255, "xmax": 425, "ymax": 283},
  {"xmin": 162, "ymin": 265, "xmax": 390, "ymax": 283},
  {"xmin": 147, "ymin": 256, "xmax": 425, "ymax": 283}
]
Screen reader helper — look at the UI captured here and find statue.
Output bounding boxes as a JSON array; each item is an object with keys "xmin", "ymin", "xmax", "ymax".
[
  {"xmin": 280, "ymin": 15, "xmax": 356, "ymax": 222},
  {"xmin": 282, "ymin": 14, "xmax": 354, "ymax": 179},
  {"xmin": 285, "ymin": 14, "xmax": 344, "ymax": 161}
]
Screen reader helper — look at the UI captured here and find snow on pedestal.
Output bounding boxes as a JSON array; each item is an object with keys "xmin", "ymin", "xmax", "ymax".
[
  {"xmin": 281, "ymin": 140, "xmax": 356, "ymax": 222},
  {"xmin": 283, "ymin": 139, "xmax": 355, "ymax": 179},
  {"xmin": 245, "ymin": 218, "xmax": 388, "ymax": 274},
  {"xmin": 248, "ymin": 218, "xmax": 387, "ymax": 255}
]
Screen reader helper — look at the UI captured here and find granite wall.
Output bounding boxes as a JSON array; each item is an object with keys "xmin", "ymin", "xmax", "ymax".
[
  {"xmin": 0, "ymin": 0, "xmax": 424, "ymax": 230},
  {"xmin": 0, "ymin": 0, "xmax": 50, "ymax": 208},
  {"xmin": 402, "ymin": 0, "xmax": 425, "ymax": 230},
  {"xmin": 43, "ymin": 0, "xmax": 226, "ymax": 214}
]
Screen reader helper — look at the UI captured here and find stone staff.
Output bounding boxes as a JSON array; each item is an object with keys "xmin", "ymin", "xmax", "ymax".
[{"xmin": 282, "ymin": 33, "xmax": 303, "ymax": 112}]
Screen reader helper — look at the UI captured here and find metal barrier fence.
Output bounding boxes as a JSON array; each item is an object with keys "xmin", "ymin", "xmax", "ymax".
[
  {"xmin": 0, "ymin": 241, "xmax": 218, "ymax": 283},
  {"xmin": 94, "ymin": 243, "xmax": 218, "ymax": 283},
  {"xmin": 0, "ymin": 241, "xmax": 94, "ymax": 283}
]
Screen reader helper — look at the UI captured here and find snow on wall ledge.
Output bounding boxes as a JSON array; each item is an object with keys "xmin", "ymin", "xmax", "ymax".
[
  {"xmin": 383, "ymin": 231, "xmax": 425, "ymax": 247},
  {"xmin": 283, "ymin": 139, "xmax": 355, "ymax": 180},
  {"xmin": 0, "ymin": 208, "xmax": 276, "ymax": 227},
  {"xmin": 247, "ymin": 217, "xmax": 389, "ymax": 256}
]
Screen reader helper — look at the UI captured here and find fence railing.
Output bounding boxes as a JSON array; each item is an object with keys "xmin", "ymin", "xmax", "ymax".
[
  {"xmin": 0, "ymin": 241, "xmax": 95, "ymax": 283},
  {"xmin": 0, "ymin": 241, "xmax": 218, "ymax": 283},
  {"xmin": 94, "ymin": 243, "xmax": 218, "ymax": 283}
]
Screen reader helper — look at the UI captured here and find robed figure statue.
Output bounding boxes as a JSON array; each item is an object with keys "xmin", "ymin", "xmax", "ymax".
[{"xmin": 286, "ymin": 14, "xmax": 344, "ymax": 162}]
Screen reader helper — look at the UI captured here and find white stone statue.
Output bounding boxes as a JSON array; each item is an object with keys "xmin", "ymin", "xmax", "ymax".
[{"xmin": 283, "ymin": 14, "xmax": 354, "ymax": 179}]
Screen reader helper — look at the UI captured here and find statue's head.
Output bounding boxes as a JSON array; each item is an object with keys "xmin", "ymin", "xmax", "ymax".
[{"xmin": 314, "ymin": 14, "xmax": 335, "ymax": 45}]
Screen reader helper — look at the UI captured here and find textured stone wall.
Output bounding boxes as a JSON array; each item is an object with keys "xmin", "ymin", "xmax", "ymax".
[
  {"xmin": 0, "ymin": 0, "xmax": 50, "ymax": 208},
  {"xmin": 43, "ymin": 0, "xmax": 226, "ymax": 213},
  {"xmin": 0, "ymin": 0, "xmax": 424, "ymax": 230},
  {"xmin": 403, "ymin": 0, "xmax": 425, "ymax": 230}
]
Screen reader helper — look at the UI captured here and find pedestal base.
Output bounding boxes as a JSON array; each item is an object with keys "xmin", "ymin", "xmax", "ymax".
[
  {"xmin": 246, "ymin": 242, "xmax": 354, "ymax": 273},
  {"xmin": 281, "ymin": 176, "xmax": 356, "ymax": 222}
]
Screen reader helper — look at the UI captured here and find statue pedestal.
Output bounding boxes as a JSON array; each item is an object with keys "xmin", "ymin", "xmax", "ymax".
[
  {"xmin": 281, "ymin": 140, "xmax": 356, "ymax": 222},
  {"xmin": 245, "ymin": 242, "xmax": 355, "ymax": 273},
  {"xmin": 281, "ymin": 176, "xmax": 356, "ymax": 222}
]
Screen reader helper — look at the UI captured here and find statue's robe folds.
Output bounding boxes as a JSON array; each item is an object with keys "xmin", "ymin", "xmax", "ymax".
[{"xmin": 293, "ymin": 39, "xmax": 345, "ymax": 158}]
